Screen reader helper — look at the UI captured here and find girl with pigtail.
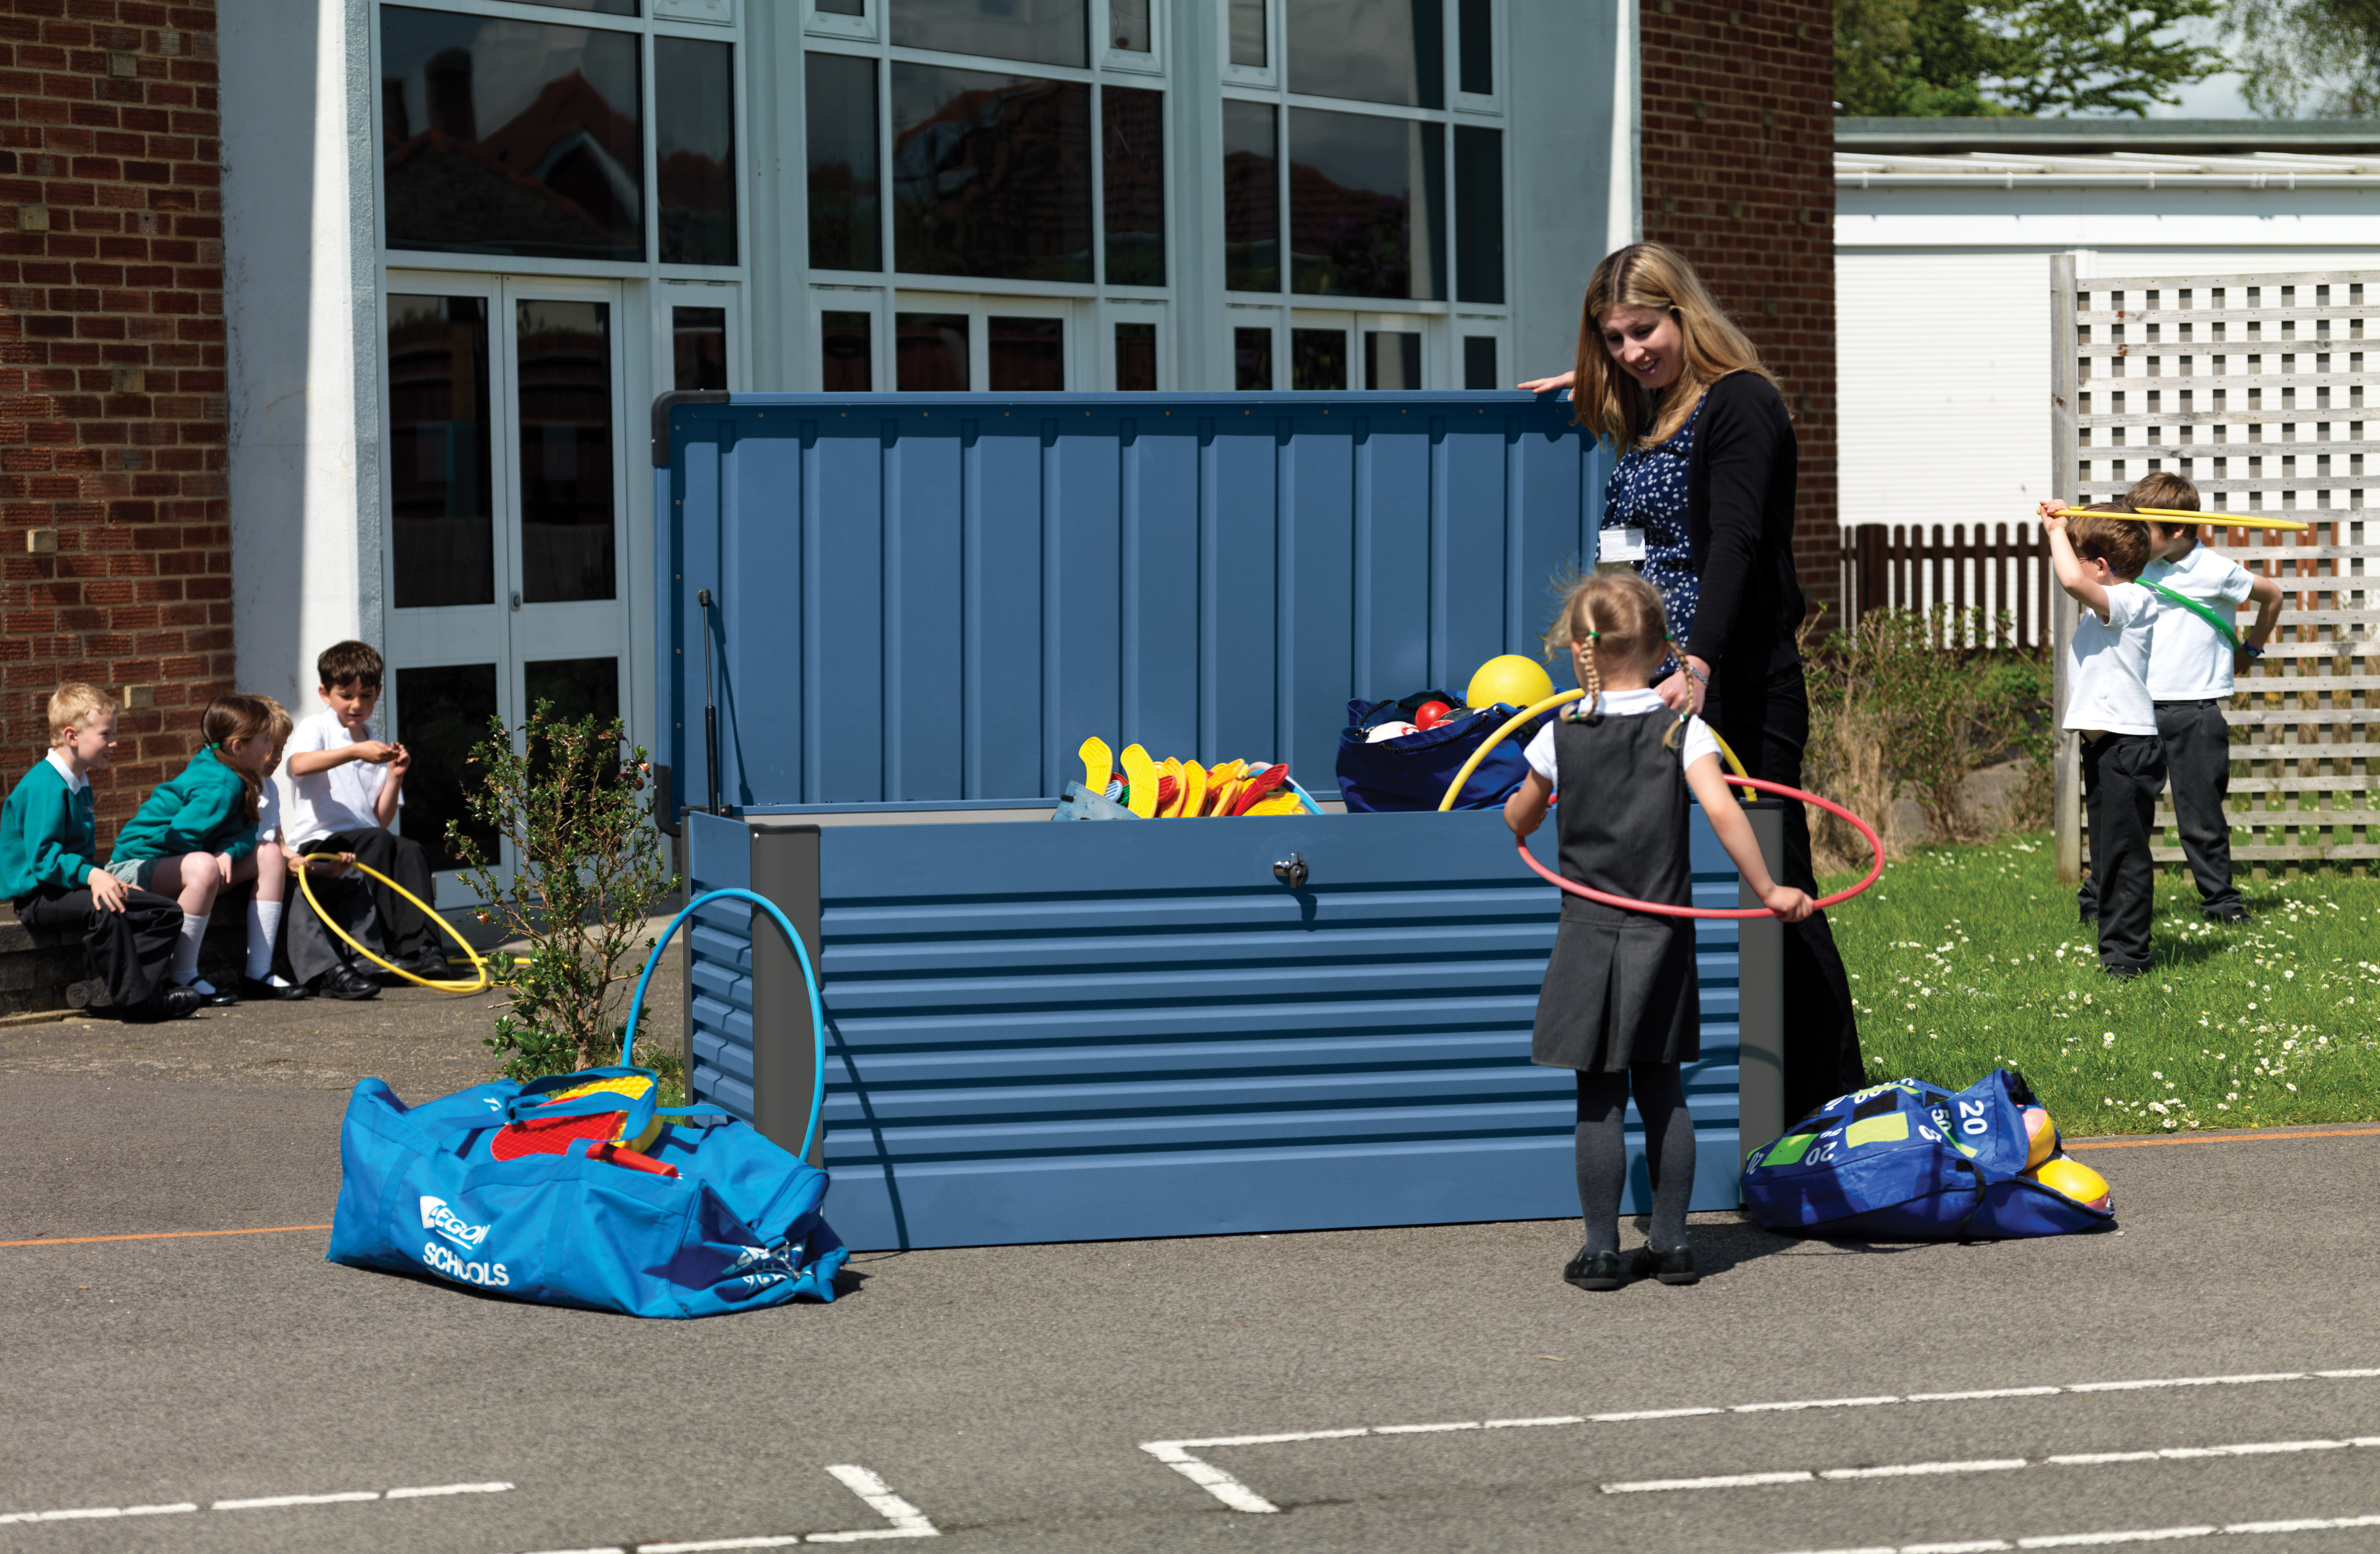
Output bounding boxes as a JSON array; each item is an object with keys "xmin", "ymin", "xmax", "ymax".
[{"xmin": 1505, "ymin": 571, "xmax": 1812, "ymax": 1292}]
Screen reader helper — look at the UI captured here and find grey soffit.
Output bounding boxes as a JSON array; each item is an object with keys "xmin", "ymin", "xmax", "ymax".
[{"xmin": 1835, "ymin": 116, "xmax": 2380, "ymax": 157}]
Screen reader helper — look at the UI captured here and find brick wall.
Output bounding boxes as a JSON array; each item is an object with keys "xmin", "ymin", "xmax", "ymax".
[
  {"xmin": 0, "ymin": 0, "xmax": 225, "ymax": 843},
  {"xmin": 1638, "ymin": 0, "xmax": 1838, "ymax": 623}
]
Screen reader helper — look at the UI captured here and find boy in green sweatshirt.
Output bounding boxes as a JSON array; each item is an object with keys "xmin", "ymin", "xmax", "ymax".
[{"xmin": 1, "ymin": 685, "xmax": 197, "ymax": 1018}]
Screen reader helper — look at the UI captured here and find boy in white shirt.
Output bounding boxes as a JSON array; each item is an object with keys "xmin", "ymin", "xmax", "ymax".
[
  {"xmin": 2044, "ymin": 504, "xmax": 2165, "ymax": 979},
  {"xmin": 283, "ymin": 640, "xmax": 444, "ymax": 987},
  {"xmin": 2117, "ymin": 473, "xmax": 2284, "ymax": 924}
]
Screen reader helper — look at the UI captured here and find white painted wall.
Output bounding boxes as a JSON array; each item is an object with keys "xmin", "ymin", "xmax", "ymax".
[
  {"xmin": 1836, "ymin": 182, "xmax": 2380, "ymax": 531},
  {"xmin": 220, "ymin": 0, "xmax": 380, "ymax": 711}
]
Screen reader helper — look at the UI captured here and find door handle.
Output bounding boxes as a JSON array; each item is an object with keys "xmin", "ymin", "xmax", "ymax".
[{"xmin": 510, "ymin": 591, "xmax": 522, "ymax": 612}]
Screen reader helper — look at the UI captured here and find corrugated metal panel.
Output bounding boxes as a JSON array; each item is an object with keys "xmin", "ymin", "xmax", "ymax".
[
  {"xmin": 688, "ymin": 808, "xmax": 1749, "ymax": 1252},
  {"xmin": 656, "ymin": 391, "xmax": 1607, "ymax": 809},
  {"xmin": 684, "ymin": 814, "xmax": 755, "ymax": 1123}
]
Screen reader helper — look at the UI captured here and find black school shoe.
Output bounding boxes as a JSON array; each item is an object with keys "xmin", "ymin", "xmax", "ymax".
[
  {"xmin": 2204, "ymin": 907, "xmax": 2250, "ymax": 923},
  {"xmin": 315, "ymin": 965, "xmax": 381, "ymax": 1001},
  {"xmin": 392, "ymin": 948, "xmax": 454, "ymax": 979},
  {"xmin": 1631, "ymin": 1244, "xmax": 1700, "ymax": 1286},
  {"xmin": 174, "ymin": 978, "xmax": 238, "ymax": 1007},
  {"xmin": 1563, "ymin": 1248, "xmax": 1626, "ymax": 1292},
  {"xmin": 2102, "ymin": 964, "xmax": 2146, "ymax": 981},
  {"xmin": 239, "ymin": 975, "xmax": 312, "ymax": 1002}
]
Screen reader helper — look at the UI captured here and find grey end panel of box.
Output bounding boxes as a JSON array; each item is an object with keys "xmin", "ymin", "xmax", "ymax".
[
  {"xmin": 750, "ymin": 823, "xmax": 825, "ymax": 1167},
  {"xmin": 1734, "ymin": 802, "xmax": 1785, "ymax": 1170}
]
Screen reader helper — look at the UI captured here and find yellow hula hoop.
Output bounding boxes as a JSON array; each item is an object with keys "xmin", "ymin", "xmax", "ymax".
[
  {"xmin": 291, "ymin": 854, "xmax": 494, "ymax": 994},
  {"xmin": 1435, "ymin": 690, "xmax": 1757, "ymax": 811}
]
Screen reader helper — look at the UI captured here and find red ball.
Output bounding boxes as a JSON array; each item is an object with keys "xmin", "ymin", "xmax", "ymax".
[{"xmin": 1413, "ymin": 700, "xmax": 1453, "ymax": 730}]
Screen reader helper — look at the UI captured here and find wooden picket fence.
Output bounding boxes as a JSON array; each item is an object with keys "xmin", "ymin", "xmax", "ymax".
[{"xmin": 1834, "ymin": 522, "xmax": 2053, "ymax": 649}]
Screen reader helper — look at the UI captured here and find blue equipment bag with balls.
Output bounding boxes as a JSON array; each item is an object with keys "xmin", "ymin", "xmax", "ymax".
[
  {"xmin": 326, "ymin": 891, "xmax": 849, "ymax": 1318},
  {"xmin": 1740, "ymin": 1069, "xmax": 2114, "ymax": 1240},
  {"xmin": 1334, "ymin": 697, "xmax": 1551, "ymax": 811}
]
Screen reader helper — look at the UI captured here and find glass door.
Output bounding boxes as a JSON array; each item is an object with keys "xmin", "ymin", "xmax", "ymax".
[{"xmin": 383, "ymin": 272, "xmax": 632, "ymax": 897}]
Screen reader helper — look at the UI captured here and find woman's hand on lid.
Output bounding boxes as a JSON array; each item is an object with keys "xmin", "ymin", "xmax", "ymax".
[{"xmin": 1517, "ymin": 369, "xmax": 1575, "ymax": 393}]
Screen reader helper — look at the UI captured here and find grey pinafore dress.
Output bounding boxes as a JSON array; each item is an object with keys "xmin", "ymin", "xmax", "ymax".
[{"xmin": 1529, "ymin": 709, "xmax": 1700, "ymax": 1071}]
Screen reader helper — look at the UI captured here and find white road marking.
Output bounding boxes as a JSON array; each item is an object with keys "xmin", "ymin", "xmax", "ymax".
[
  {"xmin": 1771, "ymin": 1511, "xmax": 2380, "ymax": 1553},
  {"xmin": 1609, "ymin": 1437, "xmax": 2379, "ymax": 1497},
  {"xmin": 518, "ymin": 1464, "xmax": 939, "ymax": 1552},
  {"xmin": 1142, "ymin": 1365, "xmax": 2380, "ymax": 1514},
  {"xmin": 0, "ymin": 1481, "xmax": 512, "ymax": 1525}
]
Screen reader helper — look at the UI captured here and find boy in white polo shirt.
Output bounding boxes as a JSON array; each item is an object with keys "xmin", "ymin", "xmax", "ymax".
[
  {"xmin": 283, "ymin": 640, "xmax": 445, "ymax": 989},
  {"xmin": 2120, "ymin": 472, "xmax": 2284, "ymax": 924},
  {"xmin": 2044, "ymin": 503, "xmax": 2164, "ymax": 979}
]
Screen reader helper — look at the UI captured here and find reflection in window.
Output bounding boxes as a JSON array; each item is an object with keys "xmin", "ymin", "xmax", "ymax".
[
  {"xmin": 1292, "ymin": 328, "xmax": 1346, "ymax": 391},
  {"xmin": 1457, "ymin": 0, "xmax": 1492, "ymax": 94},
  {"xmin": 657, "ymin": 37, "xmax": 735, "ymax": 265},
  {"xmin": 897, "ymin": 312, "xmax": 969, "ymax": 389},
  {"xmin": 989, "ymin": 316, "xmax": 1062, "ymax": 390},
  {"xmin": 1110, "ymin": 0, "xmax": 1151, "ymax": 51},
  {"xmin": 673, "ymin": 306, "xmax": 726, "ymax": 391},
  {"xmin": 891, "ymin": 64, "xmax": 1091, "ymax": 283},
  {"xmin": 890, "ymin": 0, "xmax": 1086, "ymax": 69},
  {"xmin": 1230, "ymin": 0, "xmax": 1267, "ymax": 66},
  {"xmin": 1234, "ymin": 326, "xmax": 1273, "ymax": 390},
  {"xmin": 823, "ymin": 311, "xmax": 874, "ymax": 390},
  {"xmin": 380, "ymin": 7, "xmax": 643, "ymax": 262},
  {"xmin": 516, "ymin": 299, "xmax": 616, "ymax": 604},
  {"xmin": 520, "ymin": 0, "xmax": 636, "ymax": 12},
  {"xmin": 1462, "ymin": 335, "xmax": 1496, "ymax": 389},
  {"xmin": 1115, "ymin": 321, "xmax": 1156, "ymax": 390},
  {"xmin": 1454, "ymin": 125, "xmax": 1503, "ymax": 304},
  {"xmin": 807, "ymin": 52, "xmax": 881, "ymax": 271},
  {"xmin": 1364, "ymin": 330, "xmax": 1420, "ymax": 389},
  {"xmin": 1103, "ymin": 87, "xmax": 1163, "ymax": 285},
  {"xmin": 816, "ymin": 0, "xmax": 865, "ymax": 12},
  {"xmin": 1289, "ymin": 108, "xmax": 1444, "ymax": 301},
  {"xmin": 388, "ymin": 295, "xmax": 494, "ymax": 610},
  {"xmin": 393, "ymin": 662, "xmax": 499, "ymax": 873},
  {"xmin": 523, "ymin": 657, "xmax": 623, "ymax": 790},
  {"xmin": 1287, "ymin": 0, "xmax": 1443, "ymax": 109},
  {"xmin": 1222, "ymin": 99, "xmax": 1277, "ymax": 293}
]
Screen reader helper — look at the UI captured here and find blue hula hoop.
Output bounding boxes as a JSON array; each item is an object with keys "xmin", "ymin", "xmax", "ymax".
[{"xmin": 621, "ymin": 888, "xmax": 828, "ymax": 1164}]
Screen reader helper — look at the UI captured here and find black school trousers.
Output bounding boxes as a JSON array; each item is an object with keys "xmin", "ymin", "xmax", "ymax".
[
  {"xmin": 302, "ymin": 827, "xmax": 438, "ymax": 959},
  {"xmin": 2076, "ymin": 701, "xmax": 2241, "ymax": 921},
  {"xmin": 2080, "ymin": 732, "xmax": 2166, "ymax": 972},
  {"xmin": 14, "ymin": 884, "xmax": 182, "ymax": 1011},
  {"xmin": 1702, "ymin": 664, "xmax": 1870, "ymax": 1124}
]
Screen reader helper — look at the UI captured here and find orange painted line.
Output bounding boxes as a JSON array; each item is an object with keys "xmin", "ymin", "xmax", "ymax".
[
  {"xmin": 2069, "ymin": 1128, "xmax": 2380, "ymax": 1152},
  {"xmin": 0, "ymin": 1224, "xmax": 331, "ymax": 1249}
]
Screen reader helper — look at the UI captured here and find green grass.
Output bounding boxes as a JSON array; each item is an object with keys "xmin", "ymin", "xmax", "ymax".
[{"xmin": 1818, "ymin": 834, "xmax": 2380, "ymax": 1136}]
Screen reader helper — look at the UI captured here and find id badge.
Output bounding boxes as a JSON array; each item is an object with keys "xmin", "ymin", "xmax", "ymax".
[{"xmin": 1600, "ymin": 526, "xmax": 1647, "ymax": 563}]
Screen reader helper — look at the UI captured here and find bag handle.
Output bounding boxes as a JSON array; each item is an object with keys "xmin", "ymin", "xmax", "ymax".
[{"xmin": 622, "ymin": 888, "xmax": 829, "ymax": 1164}]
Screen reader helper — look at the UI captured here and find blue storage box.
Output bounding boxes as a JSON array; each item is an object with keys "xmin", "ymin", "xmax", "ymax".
[{"xmin": 655, "ymin": 391, "xmax": 1784, "ymax": 1250}]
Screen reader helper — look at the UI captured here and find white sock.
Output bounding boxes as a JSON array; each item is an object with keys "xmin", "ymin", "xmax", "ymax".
[
  {"xmin": 172, "ymin": 912, "xmax": 208, "ymax": 985},
  {"xmin": 246, "ymin": 900, "xmax": 283, "ymax": 982}
]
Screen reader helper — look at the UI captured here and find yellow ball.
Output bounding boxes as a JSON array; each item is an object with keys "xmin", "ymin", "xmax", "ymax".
[
  {"xmin": 2023, "ymin": 1105, "xmax": 2058, "ymax": 1170},
  {"xmin": 1466, "ymin": 655, "xmax": 1556, "ymax": 711},
  {"xmin": 2026, "ymin": 1154, "xmax": 2112, "ymax": 1213}
]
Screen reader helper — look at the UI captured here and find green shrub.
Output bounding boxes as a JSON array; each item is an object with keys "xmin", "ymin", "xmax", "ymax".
[
  {"xmin": 1803, "ymin": 605, "xmax": 2052, "ymax": 859},
  {"xmin": 448, "ymin": 703, "xmax": 679, "ymax": 1083}
]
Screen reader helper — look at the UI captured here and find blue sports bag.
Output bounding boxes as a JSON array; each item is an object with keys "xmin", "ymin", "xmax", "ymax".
[
  {"xmin": 1740, "ymin": 1069, "xmax": 2114, "ymax": 1240},
  {"xmin": 1334, "ymin": 698, "xmax": 1551, "ymax": 811},
  {"xmin": 326, "ymin": 891, "xmax": 848, "ymax": 1318}
]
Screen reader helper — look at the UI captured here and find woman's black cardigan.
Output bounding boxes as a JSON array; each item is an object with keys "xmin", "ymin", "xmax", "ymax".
[{"xmin": 1677, "ymin": 370, "xmax": 1808, "ymax": 686}]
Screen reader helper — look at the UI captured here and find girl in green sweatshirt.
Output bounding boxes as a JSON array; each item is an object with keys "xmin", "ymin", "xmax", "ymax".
[{"xmin": 107, "ymin": 694, "xmax": 279, "ymax": 1006}]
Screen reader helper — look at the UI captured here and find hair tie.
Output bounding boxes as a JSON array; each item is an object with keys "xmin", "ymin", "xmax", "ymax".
[{"xmin": 1585, "ymin": 630, "xmax": 1601, "ymax": 642}]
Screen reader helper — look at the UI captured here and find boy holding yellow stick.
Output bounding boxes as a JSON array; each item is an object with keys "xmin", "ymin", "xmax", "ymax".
[{"xmin": 2107, "ymin": 473, "xmax": 2284, "ymax": 924}]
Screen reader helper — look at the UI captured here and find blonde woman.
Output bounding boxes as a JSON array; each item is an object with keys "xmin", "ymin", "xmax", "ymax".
[{"xmin": 1521, "ymin": 242, "xmax": 1864, "ymax": 1123}]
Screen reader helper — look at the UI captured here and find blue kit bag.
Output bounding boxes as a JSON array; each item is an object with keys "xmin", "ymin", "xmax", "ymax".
[
  {"xmin": 1740, "ymin": 1069, "xmax": 2114, "ymax": 1240},
  {"xmin": 1334, "ymin": 697, "xmax": 1551, "ymax": 811},
  {"xmin": 327, "ymin": 891, "xmax": 848, "ymax": 1318}
]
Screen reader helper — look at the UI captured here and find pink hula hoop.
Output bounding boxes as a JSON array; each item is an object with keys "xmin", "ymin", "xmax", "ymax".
[{"xmin": 1520, "ymin": 776, "xmax": 1884, "ymax": 920}]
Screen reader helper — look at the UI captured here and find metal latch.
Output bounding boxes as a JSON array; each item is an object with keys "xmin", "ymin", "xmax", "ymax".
[{"xmin": 1272, "ymin": 852, "xmax": 1308, "ymax": 890}]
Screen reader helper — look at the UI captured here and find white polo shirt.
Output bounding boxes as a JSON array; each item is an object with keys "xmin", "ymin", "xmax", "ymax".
[
  {"xmin": 2063, "ymin": 581, "xmax": 2159, "ymax": 736},
  {"xmin": 1524, "ymin": 688, "xmax": 1722, "ymax": 778},
  {"xmin": 284, "ymin": 708, "xmax": 398, "ymax": 846},
  {"xmin": 2141, "ymin": 545, "xmax": 2256, "ymax": 701}
]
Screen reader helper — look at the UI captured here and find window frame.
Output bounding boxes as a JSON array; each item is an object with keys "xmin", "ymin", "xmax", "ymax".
[{"xmin": 1219, "ymin": 0, "xmax": 1507, "ymax": 388}]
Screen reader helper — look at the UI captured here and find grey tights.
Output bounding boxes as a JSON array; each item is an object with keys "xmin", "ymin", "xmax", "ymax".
[{"xmin": 1575, "ymin": 1063, "xmax": 1695, "ymax": 1256}]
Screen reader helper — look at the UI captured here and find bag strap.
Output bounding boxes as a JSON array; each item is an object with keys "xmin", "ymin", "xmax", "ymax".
[{"xmin": 2142, "ymin": 580, "xmax": 2239, "ymax": 648}]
